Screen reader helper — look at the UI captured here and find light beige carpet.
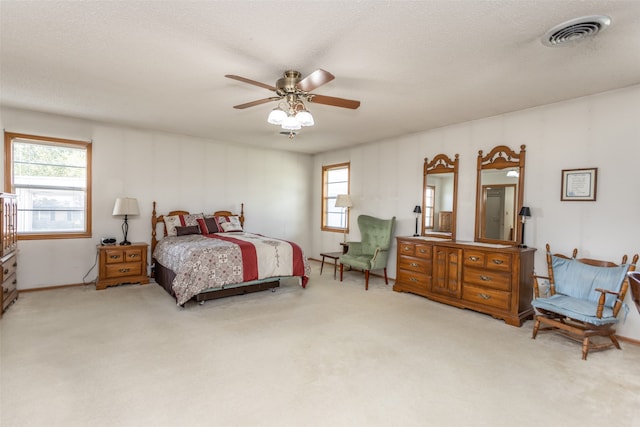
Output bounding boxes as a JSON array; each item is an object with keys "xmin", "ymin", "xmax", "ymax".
[{"xmin": 1, "ymin": 262, "xmax": 639, "ymax": 427}]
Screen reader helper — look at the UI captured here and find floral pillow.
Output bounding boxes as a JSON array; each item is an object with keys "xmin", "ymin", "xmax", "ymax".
[
  {"xmin": 216, "ymin": 215, "xmax": 243, "ymax": 232},
  {"xmin": 164, "ymin": 213, "xmax": 204, "ymax": 236}
]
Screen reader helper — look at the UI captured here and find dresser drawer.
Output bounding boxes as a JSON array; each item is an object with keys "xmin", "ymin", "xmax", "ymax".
[
  {"xmin": 3, "ymin": 274, "xmax": 17, "ymax": 298},
  {"xmin": 1, "ymin": 254, "xmax": 17, "ymax": 282},
  {"xmin": 399, "ymin": 255, "xmax": 429, "ymax": 273},
  {"xmin": 485, "ymin": 253, "xmax": 512, "ymax": 272},
  {"xmin": 105, "ymin": 262, "xmax": 143, "ymax": 279},
  {"xmin": 398, "ymin": 242, "xmax": 415, "ymax": 257},
  {"xmin": 462, "ymin": 284, "xmax": 510, "ymax": 310},
  {"xmin": 414, "ymin": 244, "xmax": 432, "ymax": 259},
  {"xmin": 463, "ymin": 266, "xmax": 511, "ymax": 291},
  {"xmin": 397, "ymin": 269, "xmax": 431, "ymax": 288},
  {"xmin": 464, "ymin": 250, "xmax": 486, "ymax": 268}
]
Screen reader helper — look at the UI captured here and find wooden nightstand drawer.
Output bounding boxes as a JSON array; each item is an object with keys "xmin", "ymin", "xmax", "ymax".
[{"xmin": 105, "ymin": 262, "xmax": 143, "ymax": 279}]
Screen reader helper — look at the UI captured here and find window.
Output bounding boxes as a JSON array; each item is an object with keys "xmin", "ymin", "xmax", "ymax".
[
  {"xmin": 322, "ymin": 162, "xmax": 350, "ymax": 232},
  {"xmin": 424, "ymin": 185, "xmax": 435, "ymax": 229},
  {"xmin": 4, "ymin": 132, "xmax": 92, "ymax": 239}
]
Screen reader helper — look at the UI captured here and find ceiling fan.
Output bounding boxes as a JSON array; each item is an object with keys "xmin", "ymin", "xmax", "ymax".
[{"xmin": 225, "ymin": 69, "xmax": 360, "ymax": 138}]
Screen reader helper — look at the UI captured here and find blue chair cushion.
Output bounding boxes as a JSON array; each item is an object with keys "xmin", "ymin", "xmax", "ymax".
[
  {"xmin": 532, "ymin": 295, "xmax": 617, "ymax": 326},
  {"xmin": 551, "ymin": 256, "xmax": 630, "ymax": 307}
]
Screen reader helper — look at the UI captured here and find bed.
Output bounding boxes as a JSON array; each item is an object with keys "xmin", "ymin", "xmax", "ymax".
[{"xmin": 151, "ymin": 202, "xmax": 310, "ymax": 305}]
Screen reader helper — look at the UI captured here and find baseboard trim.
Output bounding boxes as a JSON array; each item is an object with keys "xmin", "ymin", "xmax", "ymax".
[
  {"xmin": 19, "ymin": 282, "xmax": 90, "ymax": 293},
  {"xmin": 616, "ymin": 335, "xmax": 640, "ymax": 346}
]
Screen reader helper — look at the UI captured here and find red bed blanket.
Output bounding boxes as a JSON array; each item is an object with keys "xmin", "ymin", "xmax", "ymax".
[{"xmin": 153, "ymin": 232, "xmax": 311, "ymax": 305}]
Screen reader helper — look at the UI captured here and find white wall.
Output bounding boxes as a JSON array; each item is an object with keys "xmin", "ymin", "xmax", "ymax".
[
  {"xmin": 0, "ymin": 107, "xmax": 313, "ymax": 290},
  {"xmin": 312, "ymin": 84, "xmax": 640, "ymax": 339}
]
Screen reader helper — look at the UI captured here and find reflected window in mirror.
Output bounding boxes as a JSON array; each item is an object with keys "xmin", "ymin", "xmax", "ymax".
[
  {"xmin": 475, "ymin": 145, "xmax": 526, "ymax": 245},
  {"xmin": 422, "ymin": 154, "xmax": 459, "ymax": 240}
]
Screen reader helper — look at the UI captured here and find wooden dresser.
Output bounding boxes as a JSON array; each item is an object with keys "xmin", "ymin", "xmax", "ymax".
[
  {"xmin": 394, "ymin": 236, "xmax": 535, "ymax": 326},
  {"xmin": 1, "ymin": 193, "xmax": 18, "ymax": 317},
  {"xmin": 96, "ymin": 243, "xmax": 149, "ymax": 290}
]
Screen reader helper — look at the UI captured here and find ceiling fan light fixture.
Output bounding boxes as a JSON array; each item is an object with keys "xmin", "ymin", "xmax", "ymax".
[
  {"xmin": 281, "ymin": 115, "xmax": 302, "ymax": 131},
  {"xmin": 295, "ymin": 110, "xmax": 314, "ymax": 127},
  {"xmin": 267, "ymin": 107, "xmax": 287, "ymax": 125}
]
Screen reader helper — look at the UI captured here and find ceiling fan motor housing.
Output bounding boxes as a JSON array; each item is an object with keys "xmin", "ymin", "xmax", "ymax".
[{"xmin": 276, "ymin": 70, "xmax": 303, "ymax": 96}]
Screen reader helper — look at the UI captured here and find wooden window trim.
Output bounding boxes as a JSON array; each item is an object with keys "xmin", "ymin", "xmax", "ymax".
[
  {"xmin": 4, "ymin": 131, "xmax": 92, "ymax": 240},
  {"xmin": 321, "ymin": 162, "xmax": 350, "ymax": 233}
]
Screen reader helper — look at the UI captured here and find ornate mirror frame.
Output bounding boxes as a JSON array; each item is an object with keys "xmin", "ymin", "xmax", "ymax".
[
  {"xmin": 474, "ymin": 145, "xmax": 526, "ymax": 245},
  {"xmin": 422, "ymin": 153, "xmax": 459, "ymax": 240}
]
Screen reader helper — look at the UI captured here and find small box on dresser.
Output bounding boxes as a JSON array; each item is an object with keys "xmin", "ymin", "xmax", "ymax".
[
  {"xmin": 1, "ymin": 193, "xmax": 18, "ymax": 318},
  {"xmin": 96, "ymin": 242, "xmax": 149, "ymax": 290}
]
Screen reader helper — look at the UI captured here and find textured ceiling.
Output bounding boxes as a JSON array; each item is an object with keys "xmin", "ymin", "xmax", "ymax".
[{"xmin": 1, "ymin": 1, "xmax": 639, "ymax": 154}]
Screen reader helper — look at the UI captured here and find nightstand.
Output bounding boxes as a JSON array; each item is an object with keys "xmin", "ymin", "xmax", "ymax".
[{"xmin": 96, "ymin": 243, "xmax": 149, "ymax": 290}]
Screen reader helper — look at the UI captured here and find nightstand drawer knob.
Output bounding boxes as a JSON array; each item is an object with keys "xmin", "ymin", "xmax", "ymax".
[
  {"xmin": 110, "ymin": 255, "xmax": 120, "ymax": 259},
  {"xmin": 119, "ymin": 268, "xmax": 130, "ymax": 273},
  {"xmin": 129, "ymin": 254, "xmax": 138, "ymax": 258},
  {"xmin": 479, "ymin": 293, "xmax": 491, "ymax": 300},
  {"xmin": 480, "ymin": 275, "xmax": 491, "ymax": 281},
  {"xmin": 492, "ymin": 259, "xmax": 504, "ymax": 265},
  {"xmin": 469, "ymin": 256, "xmax": 479, "ymax": 261}
]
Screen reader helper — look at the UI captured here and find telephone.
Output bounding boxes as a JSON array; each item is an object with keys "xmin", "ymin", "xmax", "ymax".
[{"xmin": 101, "ymin": 237, "xmax": 116, "ymax": 246}]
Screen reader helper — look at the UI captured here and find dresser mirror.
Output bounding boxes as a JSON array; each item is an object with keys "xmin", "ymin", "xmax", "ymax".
[
  {"xmin": 422, "ymin": 153, "xmax": 459, "ymax": 240},
  {"xmin": 475, "ymin": 145, "xmax": 525, "ymax": 245}
]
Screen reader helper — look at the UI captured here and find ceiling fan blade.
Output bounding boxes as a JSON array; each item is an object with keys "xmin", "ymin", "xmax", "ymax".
[
  {"xmin": 296, "ymin": 69, "xmax": 335, "ymax": 92},
  {"xmin": 307, "ymin": 94, "xmax": 361, "ymax": 110},
  {"xmin": 233, "ymin": 97, "xmax": 280, "ymax": 109},
  {"xmin": 225, "ymin": 75, "xmax": 277, "ymax": 92}
]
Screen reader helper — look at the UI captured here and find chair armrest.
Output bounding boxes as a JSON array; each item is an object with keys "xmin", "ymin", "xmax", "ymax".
[
  {"xmin": 371, "ymin": 247, "xmax": 389, "ymax": 269},
  {"xmin": 593, "ymin": 288, "xmax": 621, "ymax": 318},
  {"xmin": 345, "ymin": 242, "xmax": 363, "ymax": 256}
]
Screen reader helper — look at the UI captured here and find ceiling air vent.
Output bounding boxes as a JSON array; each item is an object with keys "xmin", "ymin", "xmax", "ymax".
[{"xmin": 542, "ymin": 15, "xmax": 611, "ymax": 47}]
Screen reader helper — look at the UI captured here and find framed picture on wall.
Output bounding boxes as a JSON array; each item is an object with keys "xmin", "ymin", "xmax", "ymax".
[{"xmin": 561, "ymin": 168, "xmax": 597, "ymax": 201}]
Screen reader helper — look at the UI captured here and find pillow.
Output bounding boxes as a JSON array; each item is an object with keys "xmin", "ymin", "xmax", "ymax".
[
  {"xmin": 216, "ymin": 215, "xmax": 243, "ymax": 232},
  {"xmin": 196, "ymin": 217, "xmax": 219, "ymax": 234},
  {"xmin": 164, "ymin": 213, "xmax": 204, "ymax": 236},
  {"xmin": 175, "ymin": 225, "xmax": 201, "ymax": 236}
]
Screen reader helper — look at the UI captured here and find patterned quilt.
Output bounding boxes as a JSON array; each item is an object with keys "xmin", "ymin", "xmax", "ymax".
[{"xmin": 153, "ymin": 232, "xmax": 311, "ymax": 305}]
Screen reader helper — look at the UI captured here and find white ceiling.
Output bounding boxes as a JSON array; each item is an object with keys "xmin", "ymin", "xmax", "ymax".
[{"xmin": 1, "ymin": 1, "xmax": 639, "ymax": 154}]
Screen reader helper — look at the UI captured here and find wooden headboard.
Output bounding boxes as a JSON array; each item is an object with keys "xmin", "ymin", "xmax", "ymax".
[{"xmin": 151, "ymin": 201, "xmax": 245, "ymax": 255}]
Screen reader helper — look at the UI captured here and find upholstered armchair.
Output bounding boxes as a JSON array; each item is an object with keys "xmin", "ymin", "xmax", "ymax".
[{"xmin": 339, "ymin": 214, "xmax": 396, "ymax": 290}]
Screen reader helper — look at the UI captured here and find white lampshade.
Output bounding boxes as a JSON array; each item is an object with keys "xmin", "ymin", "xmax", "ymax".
[
  {"xmin": 281, "ymin": 115, "xmax": 302, "ymax": 131},
  {"xmin": 335, "ymin": 194, "xmax": 353, "ymax": 208},
  {"xmin": 295, "ymin": 110, "xmax": 314, "ymax": 127},
  {"xmin": 267, "ymin": 108, "xmax": 287, "ymax": 125},
  {"xmin": 112, "ymin": 197, "xmax": 140, "ymax": 216}
]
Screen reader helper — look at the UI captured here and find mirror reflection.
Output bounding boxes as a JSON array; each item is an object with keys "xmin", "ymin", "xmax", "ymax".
[
  {"xmin": 475, "ymin": 145, "xmax": 525, "ymax": 245},
  {"xmin": 423, "ymin": 154, "xmax": 459, "ymax": 240}
]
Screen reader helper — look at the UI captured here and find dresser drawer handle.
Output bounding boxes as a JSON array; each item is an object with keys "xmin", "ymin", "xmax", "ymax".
[
  {"xmin": 410, "ymin": 277, "xmax": 418, "ymax": 282},
  {"xmin": 3, "ymin": 269, "xmax": 8, "ymax": 274},
  {"xmin": 128, "ymin": 254, "xmax": 138, "ymax": 258},
  {"xmin": 479, "ymin": 293, "xmax": 491, "ymax": 300},
  {"xmin": 119, "ymin": 268, "xmax": 130, "ymax": 273},
  {"xmin": 419, "ymin": 249, "xmax": 427, "ymax": 253},
  {"xmin": 469, "ymin": 256, "xmax": 479, "ymax": 262},
  {"xmin": 403, "ymin": 246, "xmax": 411, "ymax": 251},
  {"xmin": 480, "ymin": 275, "xmax": 491, "ymax": 281},
  {"xmin": 492, "ymin": 259, "xmax": 504, "ymax": 265},
  {"xmin": 110, "ymin": 255, "xmax": 120, "ymax": 259},
  {"xmin": 410, "ymin": 262, "xmax": 418, "ymax": 267}
]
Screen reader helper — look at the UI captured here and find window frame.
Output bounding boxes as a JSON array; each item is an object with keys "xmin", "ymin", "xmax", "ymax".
[
  {"xmin": 321, "ymin": 162, "xmax": 350, "ymax": 233},
  {"xmin": 424, "ymin": 185, "xmax": 435, "ymax": 230},
  {"xmin": 4, "ymin": 131, "xmax": 92, "ymax": 240}
]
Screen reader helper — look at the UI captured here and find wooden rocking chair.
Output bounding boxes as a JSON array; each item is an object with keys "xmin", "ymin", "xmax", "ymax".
[{"xmin": 531, "ymin": 244, "xmax": 638, "ymax": 360}]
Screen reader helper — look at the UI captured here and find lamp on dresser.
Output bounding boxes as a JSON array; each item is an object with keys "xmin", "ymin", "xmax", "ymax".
[
  {"xmin": 335, "ymin": 194, "xmax": 353, "ymax": 244},
  {"xmin": 413, "ymin": 205, "xmax": 422, "ymax": 237},
  {"xmin": 112, "ymin": 197, "xmax": 139, "ymax": 246},
  {"xmin": 518, "ymin": 206, "xmax": 531, "ymax": 248}
]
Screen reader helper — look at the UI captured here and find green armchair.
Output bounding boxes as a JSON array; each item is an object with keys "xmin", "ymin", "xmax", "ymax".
[{"xmin": 339, "ymin": 214, "xmax": 396, "ymax": 290}]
